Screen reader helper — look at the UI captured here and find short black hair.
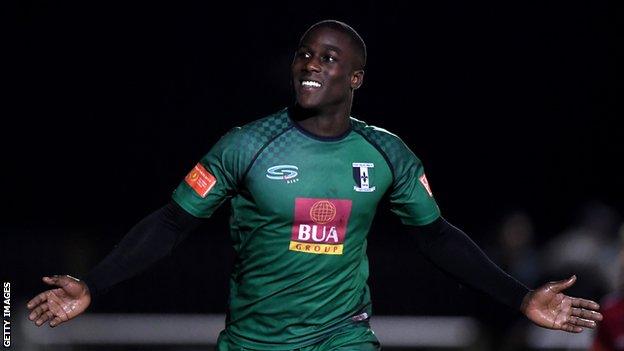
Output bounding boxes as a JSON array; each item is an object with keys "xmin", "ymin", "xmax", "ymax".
[{"xmin": 301, "ymin": 20, "xmax": 367, "ymax": 69}]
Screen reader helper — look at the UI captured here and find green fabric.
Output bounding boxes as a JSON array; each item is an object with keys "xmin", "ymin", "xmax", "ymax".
[
  {"xmin": 351, "ymin": 118, "xmax": 441, "ymax": 226},
  {"xmin": 172, "ymin": 108, "xmax": 440, "ymax": 349},
  {"xmin": 216, "ymin": 324, "xmax": 380, "ymax": 351}
]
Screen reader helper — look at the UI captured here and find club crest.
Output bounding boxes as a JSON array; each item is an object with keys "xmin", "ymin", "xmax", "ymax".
[{"xmin": 352, "ymin": 162, "xmax": 375, "ymax": 192}]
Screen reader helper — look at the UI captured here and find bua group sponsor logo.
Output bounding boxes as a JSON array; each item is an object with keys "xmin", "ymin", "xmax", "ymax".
[{"xmin": 290, "ymin": 198, "xmax": 352, "ymax": 255}]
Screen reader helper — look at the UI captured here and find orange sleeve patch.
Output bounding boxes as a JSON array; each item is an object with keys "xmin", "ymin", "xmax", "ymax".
[{"xmin": 184, "ymin": 163, "xmax": 217, "ymax": 198}]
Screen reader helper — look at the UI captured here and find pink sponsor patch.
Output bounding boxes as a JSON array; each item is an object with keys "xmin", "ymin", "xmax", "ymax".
[{"xmin": 291, "ymin": 198, "xmax": 352, "ymax": 244}]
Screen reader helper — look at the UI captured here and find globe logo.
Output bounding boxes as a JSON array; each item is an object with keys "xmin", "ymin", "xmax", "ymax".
[{"xmin": 309, "ymin": 201, "xmax": 336, "ymax": 224}]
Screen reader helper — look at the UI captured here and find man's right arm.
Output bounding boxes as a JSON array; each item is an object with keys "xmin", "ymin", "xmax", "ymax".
[
  {"xmin": 84, "ymin": 125, "xmax": 257, "ymax": 292},
  {"xmin": 83, "ymin": 200, "xmax": 204, "ymax": 296},
  {"xmin": 27, "ymin": 200, "xmax": 203, "ymax": 327},
  {"xmin": 27, "ymin": 125, "xmax": 251, "ymax": 327}
]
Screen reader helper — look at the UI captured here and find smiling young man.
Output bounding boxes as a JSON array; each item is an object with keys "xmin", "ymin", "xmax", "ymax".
[{"xmin": 27, "ymin": 20, "xmax": 602, "ymax": 350}]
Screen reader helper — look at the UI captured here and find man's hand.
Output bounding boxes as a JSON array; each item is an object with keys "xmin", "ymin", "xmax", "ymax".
[
  {"xmin": 26, "ymin": 275, "xmax": 91, "ymax": 328},
  {"xmin": 521, "ymin": 275, "xmax": 603, "ymax": 333}
]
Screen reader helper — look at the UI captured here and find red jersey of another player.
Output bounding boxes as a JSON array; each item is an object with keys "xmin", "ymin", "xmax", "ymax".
[{"xmin": 593, "ymin": 293, "xmax": 624, "ymax": 351}]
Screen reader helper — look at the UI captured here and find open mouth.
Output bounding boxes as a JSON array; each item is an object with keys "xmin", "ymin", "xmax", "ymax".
[{"xmin": 300, "ymin": 80, "xmax": 322, "ymax": 88}]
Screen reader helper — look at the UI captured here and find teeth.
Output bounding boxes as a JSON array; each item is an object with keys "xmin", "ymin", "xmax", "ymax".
[{"xmin": 302, "ymin": 80, "xmax": 321, "ymax": 88}]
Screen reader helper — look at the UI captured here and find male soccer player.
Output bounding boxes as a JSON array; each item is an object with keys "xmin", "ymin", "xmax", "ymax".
[{"xmin": 27, "ymin": 20, "xmax": 603, "ymax": 350}]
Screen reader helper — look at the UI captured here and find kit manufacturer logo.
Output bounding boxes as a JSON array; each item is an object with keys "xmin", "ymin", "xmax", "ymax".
[{"xmin": 266, "ymin": 165, "xmax": 299, "ymax": 184}]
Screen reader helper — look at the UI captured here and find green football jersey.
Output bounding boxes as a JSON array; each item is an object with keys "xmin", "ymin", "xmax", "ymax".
[{"xmin": 172, "ymin": 108, "xmax": 440, "ymax": 349}]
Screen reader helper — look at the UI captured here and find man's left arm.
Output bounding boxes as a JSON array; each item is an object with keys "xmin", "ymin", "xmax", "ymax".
[
  {"xmin": 407, "ymin": 218, "xmax": 603, "ymax": 333},
  {"xmin": 379, "ymin": 133, "xmax": 602, "ymax": 332}
]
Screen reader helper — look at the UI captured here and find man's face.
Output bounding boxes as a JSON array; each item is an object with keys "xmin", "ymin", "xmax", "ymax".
[{"xmin": 291, "ymin": 27, "xmax": 363, "ymax": 110}]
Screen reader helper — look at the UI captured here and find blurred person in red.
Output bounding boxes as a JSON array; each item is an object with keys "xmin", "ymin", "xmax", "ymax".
[{"xmin": 592, "ymin": 225, "xmax": 624, "ymax": 351}]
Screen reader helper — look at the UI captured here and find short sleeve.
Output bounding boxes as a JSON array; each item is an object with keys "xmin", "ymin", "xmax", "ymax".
[
  {"xmin": 388, "ymin": 141, "xmax": 441, "ymax": 226},
  {"xmin": 172, "ymin": 128, "xmax": 246, "ymax": 218}
]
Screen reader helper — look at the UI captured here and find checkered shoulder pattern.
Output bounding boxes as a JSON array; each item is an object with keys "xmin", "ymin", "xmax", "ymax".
[
  {"xmin": 350, "ymin": 117, "xmax": 423, "ymax": 184},
  {"xmin": 234, "ymin": 109, "xmax": 294, "ymax": 181}
]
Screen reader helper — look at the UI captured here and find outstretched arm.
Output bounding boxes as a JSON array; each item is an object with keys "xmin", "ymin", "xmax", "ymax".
[
  {"xmin": 27, "ymin": 200, "xmax": 203, "ymax": 327},
  {"xmin": 408, "ymin": 217, "xmax": 602, "ymax": 332},
  {"xmin": 82, "ymin": 200, "xmax": 203, "ymax": 296}
]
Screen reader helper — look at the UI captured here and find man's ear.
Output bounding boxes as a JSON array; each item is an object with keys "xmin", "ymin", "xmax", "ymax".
[{"xmin": 351, "ymin": 70, "xmax": 365, "ymax": 90}]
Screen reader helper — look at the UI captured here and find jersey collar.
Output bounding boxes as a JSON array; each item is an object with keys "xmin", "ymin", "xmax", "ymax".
[{"xmin": 286, "ymin": 106, "xmax": 353, "ymax": 142}]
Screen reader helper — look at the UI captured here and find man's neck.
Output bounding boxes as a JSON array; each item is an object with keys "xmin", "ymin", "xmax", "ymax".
[{"xmin": 290, "ymin": 104, "xmax": 352, "ymax": 138}]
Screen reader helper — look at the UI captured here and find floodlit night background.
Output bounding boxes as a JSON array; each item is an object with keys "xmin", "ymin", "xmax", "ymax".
[{"xmin": 4, "ymin": 1, "xmax": 621, "ymax": 350}]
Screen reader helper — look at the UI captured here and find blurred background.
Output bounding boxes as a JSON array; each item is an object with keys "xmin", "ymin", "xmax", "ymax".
[{"xmin": 4, "ymin": 0, "xmax": 621, "ymax": 350}]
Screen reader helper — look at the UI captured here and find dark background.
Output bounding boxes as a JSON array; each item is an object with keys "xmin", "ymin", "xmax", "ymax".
[{"xmin": 4, "ymin": 0, "xmax": 620, "ymax": 334}]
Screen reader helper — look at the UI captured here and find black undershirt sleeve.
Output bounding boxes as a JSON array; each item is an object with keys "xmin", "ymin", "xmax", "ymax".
[
  {"xmin": 82, "ymin": 200, "xmax": 203, "ymax": 297},
  {"xmin": 407, "ymin": 217, "xmax": 530, "ymax": 310}
]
